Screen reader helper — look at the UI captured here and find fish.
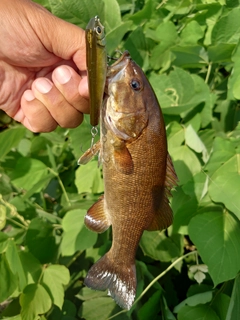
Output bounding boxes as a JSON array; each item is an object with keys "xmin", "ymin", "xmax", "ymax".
[
  {"xmin": 78, "ymin": 51, "xmax": 177, "ymax": 310},
  {"xmin": 85, "ymin": 16, "xmax": 107, "ymax": 127}
]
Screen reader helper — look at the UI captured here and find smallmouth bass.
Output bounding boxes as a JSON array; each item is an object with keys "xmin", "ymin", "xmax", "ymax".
[
  {"xmin": 79, "ymin": 51, "xmax": 177, "ymax": 310},
  {"xmin": 85, "ymin": 16, "xmax": 107, "ymax": 127}
]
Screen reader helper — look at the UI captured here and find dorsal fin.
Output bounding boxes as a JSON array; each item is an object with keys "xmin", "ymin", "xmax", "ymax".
[
  {"xmin": 147, "ymin": 153, "xmax": 177, "ymax": 231},
  {"xmin": 84, "ymin": 195, "xmax": 111, "ymax": 233},
  {"xmin": 165, "ymin": 153, "xmax": 178, "ymax": 196}
]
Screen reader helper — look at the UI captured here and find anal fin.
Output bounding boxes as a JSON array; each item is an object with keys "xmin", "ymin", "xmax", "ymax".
[{"xmin": 84, "ymin": 195, "xmax": 111, "ymax": 233}]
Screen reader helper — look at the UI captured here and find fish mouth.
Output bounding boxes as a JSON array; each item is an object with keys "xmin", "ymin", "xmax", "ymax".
[{"xmin": 105, "ymin": 51, "xmax": 131, "ymax": 94}]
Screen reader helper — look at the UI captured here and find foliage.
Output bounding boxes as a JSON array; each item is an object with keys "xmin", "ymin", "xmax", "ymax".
[{"xmin": 0, "ymin": 0, "xmax": 240, "ymax": 319}]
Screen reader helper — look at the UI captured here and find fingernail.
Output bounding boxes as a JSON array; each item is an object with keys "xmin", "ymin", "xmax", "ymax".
[
  {"xmin": 35, "ymin": 78, "xmax": 53, "ymax": 94},
  {"xmin": 23, "ymin": 90, "xmax": 35, "ymax": 102},
  {"xmin": 54, "ymin": 66, "xmax": 72, "ymax": 85},
  {"xmin": 14, "ymin": 109, "xmax": 24, "ymax": 122}
]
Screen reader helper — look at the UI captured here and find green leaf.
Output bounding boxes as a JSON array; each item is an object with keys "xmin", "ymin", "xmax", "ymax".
[
  {"xmin": 170, "ymin": 146, "xmax": 201, "ymax": 184},
  {"xmin": 20, "ymin": 283, "xmax": 52, "ymax": 320},
  {"xmin": 124, "ymin": 26, "xmax": 153, "ymax": 69},
  {"xmin": 61, "ymin": 209, "xmax": 98, "ymax": 256},
  {"xmin": 106, "ymin": 21, "xmax": 133, "ymax": 54},
  {"xmin": 206, "ymin": 139, "xmax": 240, "ymax": 219},
  {"xmin": 0, "ymin": 127, "xmax": 26, "ymax": 161},
  {"xmin": 41, "ymin": 265, "xmax": 70, "ymax": 309},
  {"xmin": 0, "ymin": 231, "xmax": 9, "ymax": 253},
  {"xmin": 149, "ymin": 21, "xmax": 178, "ymax": 70},
  {"xmin": 102, "ymin": 0, "xmax": 121, "ymax": 32},
  {"xmin": 185, "ymin": 125, "xmax": 208, "ymax": 162},
  {"xmin": 26, "ymin": 218, "xmax": 58, "ymax": 264},
  {"xmin": 19, "ymin": 251, "xmax": 42, "ymax": 285},
  {"xmin": 174, "ymin": 291, "xmax": 213, "ymax": 313},
  {"xmin": 189, "ymin": 211, "xmax": 240, "ymax": 286},
  {"xmin": 0, "ymin": 253, "xmax": 18, "ymax": 303},
  {"xmin": 178, "ymin": 305, "xmax": 220, "ymax": 320},
  {"xmin": 226, "ymin": 274, "xmax": 240, "ymax": 320},
  {"xmin": 0, "ymin": 204, "xmax": 7, "ymax": 229},
  {"xmin": 48, "ymin": 0, "xmax": 104, "ymax": 27},
  {"xmin": 140, "ymin": 231, "xmax": 180, "ymax": 262},
  {"xmin": 75, "ymin": 161, "xmax": 104, "ymax": 194},
  {"xmin": 180, "ymin": 21, "xmax": 205, "ymax": 45},
  {"xmin": 5, "ymin": 239, "xmax": 27, "ymax": 291},
  {"xmin": 138, "ymin": 290, "xmax": 162, "ymax": 320},
  {"xmin": 211, "ymin": 293, "xmax": 230, "ymax": 320},
  {"xmin": 79, "ymin": 297, "xmax": 123, "ymax": 320},
  {"xmin": 211, "ymin": 7, "xmax": 240, "ymax": 44},
  {"xmin": 149, "ymin": 68, "xmax": 212, "ymax": 118},
  {"xmin": 11, "ymin": 158, "xmax": 48, "ymax": 191}
]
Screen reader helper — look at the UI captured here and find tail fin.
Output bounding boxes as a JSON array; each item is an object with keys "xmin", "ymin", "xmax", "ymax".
[{"xmin": 84, "ymin": 253, "xmax": 136, "ymax": 310}]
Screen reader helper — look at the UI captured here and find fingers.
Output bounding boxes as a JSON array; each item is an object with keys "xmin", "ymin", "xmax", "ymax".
[{"xmin": 20, "ymin": 65, "xmax": 89, "ymax": 132}]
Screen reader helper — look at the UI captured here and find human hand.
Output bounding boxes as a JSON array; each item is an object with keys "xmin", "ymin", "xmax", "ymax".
[{"xmin": 0, "ymin": 0, "xmax": 89, "ymax": 132}]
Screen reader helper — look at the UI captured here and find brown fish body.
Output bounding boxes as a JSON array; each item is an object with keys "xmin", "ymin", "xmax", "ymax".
[{"xmin": 79, "ymin": 51, "xmax": 177, "ymax": 309}]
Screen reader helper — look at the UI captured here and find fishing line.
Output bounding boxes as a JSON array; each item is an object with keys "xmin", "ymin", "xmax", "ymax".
[{"xmin": 90, "ymin": 126, "xmax": 98, "ymax": 152}]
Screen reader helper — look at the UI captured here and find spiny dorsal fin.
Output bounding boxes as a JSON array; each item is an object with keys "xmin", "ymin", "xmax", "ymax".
[
  {"xmin": 84, "ymin": 195, "xmax": 111, "ymax": 233},
  {"xmin": 78, "ymin": 140, "xmax": 101, "ymax": 165}
]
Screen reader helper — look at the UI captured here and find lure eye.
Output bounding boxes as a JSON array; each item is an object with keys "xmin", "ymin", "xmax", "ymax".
[
  {"xmin": 96, "ymin": 26, "xmax": 102, "ymax": 35},
  {"xmin": 130, "ymin": 79, "xmax": 142, "ymax": 91}
]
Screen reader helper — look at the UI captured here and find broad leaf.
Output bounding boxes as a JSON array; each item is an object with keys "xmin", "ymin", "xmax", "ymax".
[
  {"xmin": 20, "ymin": 283, "xmax": 52, "ymax": 320},
  {"xmin": 41, "ymin": 264, "xmax": 70, "ymax": 309},
  {"xmin": 0, "ymin": 127, "xmax": 26, "ymax": 161},
  {"xmin": 11, "ymin": 158, "xmax": 48, "ymax": 192},
  {"xmin": 189, "ymin": 211, "xmax": 240, "ymax": 286},
  {"xmin": 0, "ymin": 254, "xmax": 18, "ymax": 303},
  {"xmin": 26, "ymin": 218, "xmax": 58, "ymax": 264},
  {"xmin": 61, "ymin": 209, "xmax": 98, "ymax": 256}
]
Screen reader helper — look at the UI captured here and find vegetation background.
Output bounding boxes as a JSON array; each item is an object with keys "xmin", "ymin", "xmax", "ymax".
[{"xmin": 0, "ymin": 0, "xmax": 240, "ymax": 319}]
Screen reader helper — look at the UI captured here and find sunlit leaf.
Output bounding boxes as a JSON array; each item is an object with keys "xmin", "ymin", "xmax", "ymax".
[
  {"xmin": 61, "ymin": 209, "xmax": 98, "ymax": 256},
  {"xmin": 20, "ymin": 283, "xmax": 52, "ymax": 320},
  {"xmin": 41, "ymin": 265, "xmax": 70, "ymax": 309},
  {"xmin": 189, "ymin": 211, "xmax": 240, "ymax": 286},
  {"xmin": 0, "ymin": 127, "xmax": 26, "ymax": 162}
]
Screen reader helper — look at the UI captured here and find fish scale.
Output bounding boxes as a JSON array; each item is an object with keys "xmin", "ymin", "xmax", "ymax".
[{"xmin": 79, "ymin": 51, "xmax": 177, "ymax": 310}]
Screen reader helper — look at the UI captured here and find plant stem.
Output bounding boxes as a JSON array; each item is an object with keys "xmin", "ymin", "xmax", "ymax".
[
  {"xmin": 66, "ymin": 250, "xmax": 83, "ymax": 268},
  {"xmin": 205, "ymin": 62, "xmax": 212, "ymax": 84},
  {"xmin": 48, "ymin": 168, "xmax": 71, "ymax": 207},
  {"xmin": 108, "ymin": 250, "xmax": 197, "ymax": 319},
  {"xmin": 6, "ymin": 217, "xmax": 28, "ymax": 230}
]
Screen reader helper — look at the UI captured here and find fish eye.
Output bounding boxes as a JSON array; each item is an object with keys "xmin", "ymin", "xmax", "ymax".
[
  {"xmin": 96, "ymin": 26, "xmax": 102, "ymax": 35},
  {"xmin": 130, "ymin": 79, "xmax": 142, "ymax": 91}
]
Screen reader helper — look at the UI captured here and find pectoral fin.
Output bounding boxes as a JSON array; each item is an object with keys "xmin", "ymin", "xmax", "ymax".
[
  {"xmin": 112, "ymin": 140, "xmax": 134, "ymax": 175},
  {"xmin": 78, "ymin": 140, "xmax": 101, "ymax": 165},
  {"xmin": 84, "ymin": 195, "xmax": 111, "ymax": 233}
]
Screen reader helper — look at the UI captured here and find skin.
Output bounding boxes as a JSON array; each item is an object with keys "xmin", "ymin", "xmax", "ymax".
[{"xmin": 0, "ymin": 0, "xmax": 89, "ymax": 132}]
